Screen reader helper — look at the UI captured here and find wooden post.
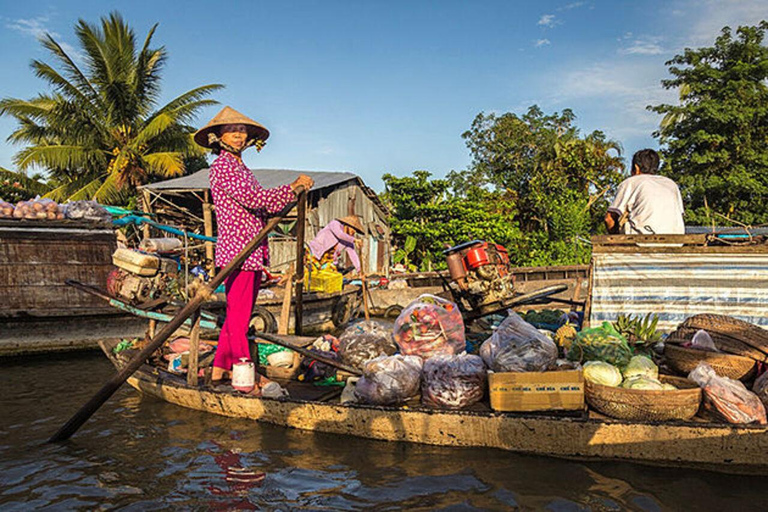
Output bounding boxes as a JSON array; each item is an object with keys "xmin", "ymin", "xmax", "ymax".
[
  {"xmin": 360, "ymin": 243, "xmax": 370, "ymax": 321},
  {"xmin": 203, "ymin": 190, "xmax": 215, "ymax": 278},
  {"xmin": 48, "ymin": 187, "xmax": 305, "ymax": 443},
  {"xmin": 186, "ymin": 310, "xmax": 201, "ymax": 387},
  {"xmin": 293, "ymin": 190, "xmax": 307, "ymax": 335},
  {"xmin": 278, "ymin": 267, "xmax": 295, "ymax": 335},
  {"xmin": 141, "ymin": 190, "xmax": 152, "ymax": 240}
]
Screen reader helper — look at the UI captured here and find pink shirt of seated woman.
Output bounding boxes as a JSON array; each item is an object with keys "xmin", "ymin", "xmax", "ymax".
[
  {"xmin": 194, "ymin": 106, "xmax": 314, "ymax": 384},
  {"xmin": 307, "ymin": 216, "xmax": 364, "ymax": 273}
]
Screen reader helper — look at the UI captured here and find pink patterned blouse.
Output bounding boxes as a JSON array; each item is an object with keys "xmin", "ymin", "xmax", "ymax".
[{"xmin": 209, "ymin": 151, "xmax": 295, "ymax": 271}]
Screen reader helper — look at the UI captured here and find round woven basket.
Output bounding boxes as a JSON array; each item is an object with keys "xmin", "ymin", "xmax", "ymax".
[
  {"xmin": 585, "ymin": 375, "xmax": 701, "ymax": 422},
  {"xmin": 664, "ymin": 343, "xmax": 757, "ymax": 381}
]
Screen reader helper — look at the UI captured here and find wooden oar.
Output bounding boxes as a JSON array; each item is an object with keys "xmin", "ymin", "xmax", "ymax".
[
  {"xmin": 255, "ymin": 332, "xmax": 362, "ymax": 376},
  {"xmin": 48, "ymin": 189, "xmax": 307, "ymax": 443}
]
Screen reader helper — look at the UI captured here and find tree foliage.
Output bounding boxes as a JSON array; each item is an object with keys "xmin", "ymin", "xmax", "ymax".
[
  {"xmin": 0, "ymin": 12, "xmax": 222, "ymax": 204},
  {"xmin": 650, "ymin": 21, "xmax": 768, "ymax": 226}
]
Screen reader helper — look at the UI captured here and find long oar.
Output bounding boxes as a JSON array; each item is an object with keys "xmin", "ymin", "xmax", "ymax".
[{"xmin": 48, "ymin": 189, "xmax": 307, "ymax": 443}]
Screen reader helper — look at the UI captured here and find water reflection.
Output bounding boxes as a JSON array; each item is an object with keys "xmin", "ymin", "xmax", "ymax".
[{"xmin": 1, "ymin": 352, "xmax": 767, "ymax": 510}]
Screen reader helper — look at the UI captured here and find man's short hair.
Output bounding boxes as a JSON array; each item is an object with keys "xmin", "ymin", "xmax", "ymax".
[{"xmin": 632, "ymin": 149, "xmax": 660, "ymax": 174}]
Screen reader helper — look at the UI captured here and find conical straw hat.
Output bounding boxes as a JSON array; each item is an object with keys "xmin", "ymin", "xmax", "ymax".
[
  {"xmin": 338, "ymin": 215, "xmax": 365, "ymax": 234},
  {"xmin": 194, "ymin": 106, "xmax": 270, "ymax": 149}
]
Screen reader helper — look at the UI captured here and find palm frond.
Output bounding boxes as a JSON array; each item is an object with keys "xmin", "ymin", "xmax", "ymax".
[
  {"xmin": 89, "ymin": 171, "xmax": 126, "ymax": 204},
  {"xmin": 14, "ymin": 144, "xmax": 108, "ymax": 172},
  {"xmin": 153, "ymin": 85, "xmax": 223, "ymax": 121},
  {"xmin": 43, "ymin": 174, "xmax": 101, "ymax": 202},
  {"xmin": 0, "ymin": 167, "xmax": 52, "ymax": 195},
  {"xmin": 143, "ymin": 151, "xmax": 185, "ymax": 177},
  {"xmin": 39, "ymin": 33, "xmax": 102, "ymax": 107}
]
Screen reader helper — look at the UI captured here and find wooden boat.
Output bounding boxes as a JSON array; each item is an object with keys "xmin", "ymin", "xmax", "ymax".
[{"xmin": 100, "ymin": 337, "xmax": 768, "ymax": 475}]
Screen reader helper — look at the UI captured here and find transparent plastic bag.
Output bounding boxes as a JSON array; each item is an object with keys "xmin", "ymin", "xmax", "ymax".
[
  {"xmin": 13, "ymin": 197, "xmax": 64, "ymax": 220},
  {"xmin": 355, "ymin": 355, "xmax": 423, "ymax": 405},
  {"xmin": 479, "ymin": 312, "xmax": 558, "ymax": 372},
  {"xmin": 690, "ymin": 329, "xmax": 719, "ymax": 352},
  {"xmin": 689, "ymin": 362, "xmax": 767, "ymax": 425},
  {"xmin": 567, "ymin": 321, "xmax": 632, "ymax": 368},
  {"xmin": 338, "ymin": 320, "xmax": 397, "ymax": 370},
  {"xmin": 421, "ymin": 354, "xmax": 486, "ymax": 409},
  {"xmin": 139, "ymin": 237, "xmax": 183, "ymax": 253},
  {"xmin": 0, "ymin": 199, "xmax": 14, "ymax": 218},
  {"xmin": 753, "ymin": 372, "xmax": 768, "ymax": 410},
  {"xmin": 63, "ymin": 200, "xmax": 111, "ymax": 222},
  {"xmin": 393, "ymin": 294, "xmax": 465, "ymax": 359}
]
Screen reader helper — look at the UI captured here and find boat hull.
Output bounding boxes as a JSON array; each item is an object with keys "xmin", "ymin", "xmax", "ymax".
[{"xmin": 102, "ymin": 342, "xmax": 768, "ymax": 475}]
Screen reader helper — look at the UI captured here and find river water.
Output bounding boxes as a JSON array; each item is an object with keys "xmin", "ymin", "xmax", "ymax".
[{"xmin": 2, "ymin": 352, "xmax": 767, "ymax": 511}]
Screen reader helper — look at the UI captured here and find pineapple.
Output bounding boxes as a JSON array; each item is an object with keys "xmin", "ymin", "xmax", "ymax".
[{"xmin": 555, "ymin": 323, "xmax": 577, "ymax": 350}]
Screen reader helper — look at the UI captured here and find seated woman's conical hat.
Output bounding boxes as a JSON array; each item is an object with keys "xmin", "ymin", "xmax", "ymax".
[{"xmin": 194, "ymin": 106, "xmax": 270, "ymax": 149}]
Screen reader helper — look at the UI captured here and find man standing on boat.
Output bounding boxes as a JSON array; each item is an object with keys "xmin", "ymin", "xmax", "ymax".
[{"xmin": 604, "ymin": 149, "xmax": 685, "ymax": 235}]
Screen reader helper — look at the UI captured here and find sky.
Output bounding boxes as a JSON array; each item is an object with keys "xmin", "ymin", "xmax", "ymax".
[{"xmin": 0, "ymin": 0, "xmax": 766, "ymax": 191}]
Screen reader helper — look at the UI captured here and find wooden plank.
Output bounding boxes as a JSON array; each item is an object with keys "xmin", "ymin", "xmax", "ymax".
[
  {"xmin": 294, "ymin": 191, "xmax": 307, "ymax": 336},
  {"xmin": 592, "ymin": 245, "xmax": 768, "ymax": 254},
  {"xmin": 591, "ymin": 234, "xmax": 708, "ymax": 246},
  {"xmin": 187, "ymin": 311, "xmax": 201, "ymax": 387}
]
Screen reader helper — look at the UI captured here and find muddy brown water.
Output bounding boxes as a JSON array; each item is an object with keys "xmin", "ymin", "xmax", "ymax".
[{"xmin": 1, "ymin": 351, "xmax": 767, "ymax": 511}]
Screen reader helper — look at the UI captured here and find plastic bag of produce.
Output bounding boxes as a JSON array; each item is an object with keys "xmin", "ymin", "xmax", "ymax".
[
  {"xmin": 689, "ymin": 362, "xmax": 767, "ymax": 425},
  {"xmin": 567, "ymin": 322, "xmax": 632, "ymax": 368},
  {"xmin": 13, "ymin": 197, "xmax": 64, "ymax": 220},
  {"xmin": 421, "ymin": 354, "xmax": 486, "ymax": 409},
  {"xmin": 355, "ymin": 355, "xmax": 423, "ymax": 405},
  {"xmin": 393, "ymin": 294, "xmax": 465, "ymax": 359},
  {"xmin": 479, "ymin": 312, "xmax": 558, "ymax": 372},
  {"xmin": 0, "ymin": 200, "xmax": 14, "ymax": 218},
  {"xmin": 338, "ymin": 320, "xmax": 397, "ymax": 370},
  {"xmin": 583, "ymin": 361, "xmax": 623, "ymax": 387},
  {"xmin": 622, "ymin": 355, "xmax": 658, "ymax": 380},
  {"xmin": 753, "ymin": 372, "xmax": 768, "ymax": 410},
  {"xmin": 63, "ymin": 200, "xmax": 111, "ymax": 222}
]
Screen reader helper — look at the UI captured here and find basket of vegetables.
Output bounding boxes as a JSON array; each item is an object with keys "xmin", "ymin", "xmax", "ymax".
[{"xmin": 583, "ymin": 357, "xmax": 702, "ymax": 421}]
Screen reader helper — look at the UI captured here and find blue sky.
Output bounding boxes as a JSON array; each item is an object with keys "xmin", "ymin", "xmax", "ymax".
[{"xmin": 0, "ymin": 0, "xmax": 765, "ymax": 191}]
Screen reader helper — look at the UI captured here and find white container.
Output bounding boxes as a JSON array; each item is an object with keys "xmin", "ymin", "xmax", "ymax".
[
  {"xmin": 232, "ymin": 358, "xmax": 255, "ymax": 393},
  {"xmin": 139, "ymin": 237, "xmax": 183, "ymax": 253},
  {"xmin": 267, "ymin": 351, "xmax": 295, "ymax": 368}
]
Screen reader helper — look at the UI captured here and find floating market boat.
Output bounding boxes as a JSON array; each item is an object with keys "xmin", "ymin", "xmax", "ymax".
[{"xmin": 99, "ymin": 337, "xmax": 768, "ymax": 476}]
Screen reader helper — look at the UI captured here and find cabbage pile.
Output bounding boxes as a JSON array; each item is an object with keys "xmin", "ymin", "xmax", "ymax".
[{"xmin": 582, "ymin": 356, "xmax": 675, "ymax": 390}]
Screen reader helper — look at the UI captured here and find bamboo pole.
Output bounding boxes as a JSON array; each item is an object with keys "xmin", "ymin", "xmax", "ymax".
[
  {"xmin": 141, "ymin": 190, "xmax": 152, "ymax": 240},
  {"xmin": 293, "ymin": 191, "xmax": 307, "ymax": 335},
  {"xmin": 202, "ymin": 190, "xmax": 215, "ymax": 278},
  {"xmin": 48, "ymin": 188, "xmax": 305, "ymax": 443},
  {"xmin": 186, "ymin": 311, "xmax": 201, "ymax": 387}
]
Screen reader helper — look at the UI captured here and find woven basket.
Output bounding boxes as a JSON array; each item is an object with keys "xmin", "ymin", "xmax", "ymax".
[
  {"xmin": 665, "ymin": 328, "xmax": 768, "ymax": 362},
  {"xmin": 664, "ymin": 343, "xmax": 757, "ymax": 381},
  {"xmin": 585, "ymin": 375, "xmax": 701, "ymax": 421},
  {"xmin": 681, "ymin": 314, "xmax": 768, "ymax": 354}
]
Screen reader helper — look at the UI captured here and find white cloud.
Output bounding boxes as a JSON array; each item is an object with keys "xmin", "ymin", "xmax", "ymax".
[
  {"xmin": 538, "ymin": 14, "xmax": 558, "ymax": 28},
  {"xmin": 535, "ymin": 39, "xmax": 551, "ymax": 47},
  {"xmin": 683, "ymin": 0, "xmax": 768, "ymax": 46},
  {"xmin": 620, "ymin": 37, "xmax": 666, "ymax": 55},
  {"xmin": 5, "ymin": 15, "xmax": 83, "ymax": 62},
  {"xmin": 557, "ymin": 2, "xmax": 586, "ymax": 11}
]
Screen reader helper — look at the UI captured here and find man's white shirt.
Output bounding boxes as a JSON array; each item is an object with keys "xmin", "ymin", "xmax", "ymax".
[{"xmin": 608, "ymin": 174, "xmax": 685, "ymax": 235}]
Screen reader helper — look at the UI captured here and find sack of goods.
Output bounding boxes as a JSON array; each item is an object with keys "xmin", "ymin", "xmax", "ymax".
[
  {"xmin": 567, "ymin": 322, "xmax": 632, "ymax": 368},
  {"xmin": 63, "ymin": 200, "xmax": 111, "ymax": 222},
  {"xmin": 355, "ymin": 355, "xmax": 423, "ymax": 405},
  {"xmin": 12, "ymin": 197, "xmax": 64, "ymax": 220},
  {"xmin": 338, "ymin": 320, "xmax": 398, "ymax": 370},
  {"xmin": 689, "ymin": 362, "xmax": 767, "ymax": 425},
  {"xmin": 0, "ymin": 200, "xmax": 14, "ymax": 218},
  {"xmin": 479, "ymin": 312, "xmax": 558, "ymax": 372},
  {"xmin": 421, "ymin": 354, "xmax": 486, "ymax": 409},
  {"xmin": 393, "ymin": 294, "xmax": 466, "ymax": 359}
]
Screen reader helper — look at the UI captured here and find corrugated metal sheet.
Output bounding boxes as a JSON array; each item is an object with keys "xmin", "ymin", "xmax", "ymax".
[{"xmin": 590, "ymin": 252, "xmax": 768, "ymax": 332}]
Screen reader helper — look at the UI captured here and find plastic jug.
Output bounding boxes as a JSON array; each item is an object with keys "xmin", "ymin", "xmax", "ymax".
[{"xmin": 232, "ymin": 358, "xmax": 255, "ymax": 393}]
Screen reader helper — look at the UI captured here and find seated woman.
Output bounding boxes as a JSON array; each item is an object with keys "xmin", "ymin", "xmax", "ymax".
[{"xmin": 306, "ymin": 216, "xmax": 364, "ymax": 274}]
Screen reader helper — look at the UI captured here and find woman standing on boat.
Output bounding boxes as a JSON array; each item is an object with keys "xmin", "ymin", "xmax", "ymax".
[{"xmin": 194, "ymin": 106, "xmax": 314, "ymax": 384}]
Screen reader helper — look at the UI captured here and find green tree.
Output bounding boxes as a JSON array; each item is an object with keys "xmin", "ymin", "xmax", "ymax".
[
  {"xmin": 381, "ymin": 170, "xmax": 521, "ymax": 271},
  {"xmin": 650, "ymin": 21, "xmax": 768, "ymax": 226},
  {"xmin": 0, "ymin": 12, "xmax": 222, "ymax": 204},
  {"xmin": 455, "ymin": 106, "xmax": 623, "ymax": 265}
]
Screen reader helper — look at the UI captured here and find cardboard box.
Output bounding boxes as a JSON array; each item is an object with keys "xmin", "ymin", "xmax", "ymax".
[{"xmin": 488, "ymin": 370, "xmax": 584, "ymax": 412}]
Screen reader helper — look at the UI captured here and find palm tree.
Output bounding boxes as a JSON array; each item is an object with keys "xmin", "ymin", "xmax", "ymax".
[{"xmin": 0, "ymin": 12, "xmax": 223, "ymax": 204}]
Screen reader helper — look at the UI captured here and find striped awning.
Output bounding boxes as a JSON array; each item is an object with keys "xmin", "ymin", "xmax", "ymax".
[{"xmin": 590, "ymin": 252, "xmax": 768, "ymax": 332}]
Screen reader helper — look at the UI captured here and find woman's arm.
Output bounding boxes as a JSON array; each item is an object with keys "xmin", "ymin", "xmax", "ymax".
[{"xmin": 216, "ymin": 159, "xmax": 294, "ymax": 213}]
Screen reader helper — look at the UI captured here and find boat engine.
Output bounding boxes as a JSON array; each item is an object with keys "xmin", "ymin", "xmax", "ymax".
[
  {"xmin": 107, "ymin": 248, "xmax": 179, "ymax": 305},
  {"xmin": 444, "ymin": 240, "xmax": 516, "ymax": 314}
]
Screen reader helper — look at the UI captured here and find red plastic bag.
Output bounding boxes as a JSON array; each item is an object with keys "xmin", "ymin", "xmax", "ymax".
[{"xmin": 393, "ymin": 294, "xmax": 465, "ymax": 359}]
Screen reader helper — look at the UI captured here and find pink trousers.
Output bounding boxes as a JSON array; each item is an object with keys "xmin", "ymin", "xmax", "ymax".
[{"xmin": 213, "ymin": 269, "xmax": 262, "ymax": 371}]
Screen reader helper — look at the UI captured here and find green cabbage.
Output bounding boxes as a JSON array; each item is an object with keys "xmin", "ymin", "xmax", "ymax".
[
  {"xmin": 622, "ymin": 355, "xmax": 659, "ymax": 380},
  {"xmin": 621, "ymin": 376, "xmax": 664, "ymax": 390},
  {"xmin": 583, "ymin": 361, "xmax": 623, "ymax": 387},
  {"xmin": 662, "ymin": 383, "xmax": 677, "ymax": 391}
]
